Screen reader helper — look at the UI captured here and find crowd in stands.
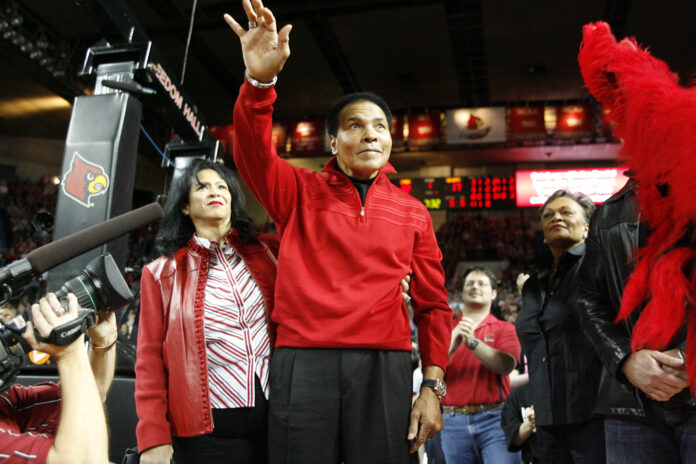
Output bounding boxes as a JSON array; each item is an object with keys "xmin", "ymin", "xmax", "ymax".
[
  {"xmin": 0, "ymin": 178, "xmax": 57, "ymax": 319},
  {"xmin": 0, "ymin": 178, "xmax": 56, "ymax": 262},
  {"xmin": 437, "ymin": 212, "xmax": 537, "ymax": 325},
  {"xmin": 437, "ymin": 212, "xmax": 536, "ymax": 287},
  {"xmin": 0, "ymin": 177, "xmax": 538, "ymax": 348},
  {"xmin": 0, "ymin": 176, "xmax": 158, "ymax": 340}
]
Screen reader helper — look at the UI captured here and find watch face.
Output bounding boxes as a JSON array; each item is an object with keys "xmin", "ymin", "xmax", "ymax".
[{"xmin": 423, "ymin": 379, "xmax": 446, "ymax": 398}]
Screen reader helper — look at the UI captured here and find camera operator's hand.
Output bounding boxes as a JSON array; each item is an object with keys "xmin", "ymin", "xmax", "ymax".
[
  {"xmin": 25, "ymin": 292, "xmax": 110, "ymax": 464},
  {"xmin": 24, "ymin": 293, "xmax": 83, "ymax": 359},
  {"xmin": 87, "ymin": 310, "xmax": 118, "ymax": 402},
  {"xmin": 87, "ymin": 311, "xmax": 118, "ymax": 348}
]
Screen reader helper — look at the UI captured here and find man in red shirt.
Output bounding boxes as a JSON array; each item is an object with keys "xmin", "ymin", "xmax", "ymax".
[
  {"xmin": 441, "ymin": 266, "xmax": 521, "ymax": 463},
  {"xmin": 225, "ymin": 1, "xmax": 452, "ymax": 462},
  {"xmin": 0, "ymin": 293, "xmax": 117, "ymax": 464}
]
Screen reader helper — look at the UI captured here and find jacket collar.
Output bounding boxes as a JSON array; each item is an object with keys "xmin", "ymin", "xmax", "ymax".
[
  {"xmin": 320, "ymin": 156, "xmax": 396, "ymax": 180},
  {"xmin": 565, "ymin": 241, "xmax": 586, "ymax": 258},
  {"xmin": 605, "ymin": 178, "xmax": 636, "ymax": 204},
  {"xmin": 535, "ymin": 241, "xmax": 586, "ymax": 280},
  {"xmin": 186, "ymin": 229, "xmax": 242, "ymax": 255}
]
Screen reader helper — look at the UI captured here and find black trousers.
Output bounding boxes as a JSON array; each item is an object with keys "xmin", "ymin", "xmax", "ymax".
[
  {"xmin": 171, "ymin": 376, "xmax": 268, "ymax": 464},
  {"xmin": 537, "ymin": 416, "xmax": 605, "ymax": 464},
  {"xmin": 268, "ymin": 348, "xmax": 413, "ymax": 464}
]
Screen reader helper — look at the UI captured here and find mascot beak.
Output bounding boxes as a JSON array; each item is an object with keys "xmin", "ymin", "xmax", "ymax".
[{"xmin": 88, "ymin": 175, "xmax": 108, "ymax": 194}]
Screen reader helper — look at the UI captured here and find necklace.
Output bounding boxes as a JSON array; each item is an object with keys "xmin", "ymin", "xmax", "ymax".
[{"xmin": 549, "ymin": 263, "xmax": 559, "ymax": 284}]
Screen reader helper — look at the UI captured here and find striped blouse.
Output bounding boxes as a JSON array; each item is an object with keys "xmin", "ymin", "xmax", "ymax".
[{"xmin": 195, "ymin": 236, "xmax": 271, "ymax": 409}]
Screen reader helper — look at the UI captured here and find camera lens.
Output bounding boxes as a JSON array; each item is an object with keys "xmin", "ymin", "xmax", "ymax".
[{"xmin": 53, "ymin": 254, "xmax": 133, "ymax": 312}]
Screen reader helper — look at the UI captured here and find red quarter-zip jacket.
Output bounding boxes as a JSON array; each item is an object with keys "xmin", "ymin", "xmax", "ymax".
[{"xmin": 233, "ymin": 81, "xmax": 452, "ymax": 369}]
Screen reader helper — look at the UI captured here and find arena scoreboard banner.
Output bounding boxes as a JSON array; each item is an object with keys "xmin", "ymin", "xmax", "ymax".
[
  {"xmin": 395, "ymin": 167, "xmax": 629, "ymax": 210},
  {"xmin": 445, "ymin": 107, "xmax": 506, "ymax": 144},
  {"xmin": 271, "ymin": 123, "xmax": 288, "ymax": 155},
  {"xmin": 515, "ymin": 167, "xmax": 629, "ymax": 206},
  {"xmin": 555, "ymin": 104, "xmax": 593, "ymax": 138},
  {"xmin": 394, "ymin": 176, "xmax": 516, "ymax": 210},
  {"xmin": 289, "ymin": 119, "xmax": 324, "ymax": 156},
  {"xmin": 600, "ymin": 106, "xmax": 617, "ymax": 137},
  {"xmin": 210, "ymin": 122, "xmax": 288, "ymax": 156},
  {"xmin": 407, "ymin": 112, "xmax": 442, "ymax": 146},
  {"xmin": 508, "ymin": 106, "xmax": 546, "ymax": 140},
  {"xmin": 208, "ymin": 124, "xmax": 234, "ymax": 155},
  {"xmin": 391, "ymin": 114, "xmax": 406, "ymax": 150}
]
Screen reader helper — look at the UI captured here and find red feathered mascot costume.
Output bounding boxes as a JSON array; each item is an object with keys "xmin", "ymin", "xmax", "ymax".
[{"xmin": 578, "ymin": 22, "xmax": 696, "ymax": 394}]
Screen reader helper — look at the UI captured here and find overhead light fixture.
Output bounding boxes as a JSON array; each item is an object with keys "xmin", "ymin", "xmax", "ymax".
[
  {"xmin": 35, "ymin": 30, "xmax": 48, "ymax": 50},
  {"xmin": 9, "ymin": 12, "xmax": 21, "ymax": 28},
  {"xmin": 4, "ymin": 1, "xmax": 21, "ymax": 27},
  {"xmin": 11, "ymin": 32, "xmax": 26, "ymax": 47},
  {"xmin": 19, "ymin": 39, "xmax": 34, "ymax": 53},
  {"xmin": 0, "ymin": 1, "xmax": 80, "ymax": 88},
  {"xmin": 10, "ymin": 13, "xmax": 21, "ymax": 27},
  {"xmin": 0, "ymin": 95, "xmax": 71, "ymax": 117}
]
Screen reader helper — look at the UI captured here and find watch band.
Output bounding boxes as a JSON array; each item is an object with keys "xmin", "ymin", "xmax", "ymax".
[
  {"xmin": 421, "ymin": 379, "xmax": 447, "ymax": 399},
  {"xmin": 468, "ymin": 338, "xmax": 480, "ymax": 350}
]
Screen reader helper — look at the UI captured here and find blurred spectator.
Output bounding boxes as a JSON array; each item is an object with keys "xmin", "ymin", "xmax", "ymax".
[
  {"xmin": 0, "ymin": 176, "xmax": 158, "ymax": 328},
  {"xmin": 441, "ymin": 266, "xmax": 521, "ymax": 463},
  {"xmin": 436, "ymin": 212, "xmax": 536, "ymax": 294},
  {"xmin": 501, "ymin": 384, "xmax": 541, "ymax": 464}
]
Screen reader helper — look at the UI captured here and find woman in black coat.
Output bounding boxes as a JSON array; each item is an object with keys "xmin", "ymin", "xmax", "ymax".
[{"xmin": 515, "ymin": 190, "xmax": 604, "ymax": 463}]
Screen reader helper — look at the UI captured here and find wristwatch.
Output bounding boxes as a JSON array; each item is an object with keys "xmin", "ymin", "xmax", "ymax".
[
  {"xmin": 468, "ymin": 338, "xmax": 480, "ymax": 350},
  {"xmin": 421, "ymin": 379, "xmax": 447, "ymax": 399}
]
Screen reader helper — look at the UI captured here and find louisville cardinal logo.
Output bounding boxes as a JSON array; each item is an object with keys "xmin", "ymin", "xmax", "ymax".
[
  {"xmin": 462, "ymin": 114, "xmax": 491, "ymax": 139},
  {"xmin": 61, "ymin": 152, "xmax": 110, "ymax": 208},
  {"xmin": 467, "ymin": 114, "xmax": 483, "ymax": 130}
]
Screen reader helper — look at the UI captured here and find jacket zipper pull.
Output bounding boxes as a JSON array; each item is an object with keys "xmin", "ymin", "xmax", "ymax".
[{"xmin": 360, "ymin": 206, "xmax": 365, "ymax": 217}]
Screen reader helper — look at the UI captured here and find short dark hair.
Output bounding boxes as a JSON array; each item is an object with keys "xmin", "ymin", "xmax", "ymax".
[
  {"xmin": 539, "ymin": 189, "xmax": 596, "ymax": 223},
  {"xmin": 325, "ymin": 92, "xmax": 393, "ymax": 137},
  {"xmin": 154, "ymin": 159, "xmax": 257, "ymax": 256},
  {"xmin": 460, "ymin": 266, "xmax": 498, "ymax": 289}
]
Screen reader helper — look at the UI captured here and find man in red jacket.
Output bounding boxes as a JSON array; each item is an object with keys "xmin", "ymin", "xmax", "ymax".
[{"xmin": 225, "ymin": 1, "xmax": 452, "ymax": 462}]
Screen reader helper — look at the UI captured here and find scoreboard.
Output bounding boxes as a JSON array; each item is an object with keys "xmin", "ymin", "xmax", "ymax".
[{"xmin": 393, "ymin": 176, "xmax": 517, "ymax": 210}]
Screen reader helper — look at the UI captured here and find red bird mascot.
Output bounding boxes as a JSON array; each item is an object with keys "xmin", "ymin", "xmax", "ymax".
[{"xmin": 578, "ymin": 22, "xmax": 696, "ymax": 393}]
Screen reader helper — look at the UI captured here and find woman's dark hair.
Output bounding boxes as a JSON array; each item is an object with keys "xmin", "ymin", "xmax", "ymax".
[
  {"xmin": 326, "ymin": 91, "xmax": 393, "ymax": 137},
  {"xmin": 155, "ymin": 159, "xmax": 257, "ymax": 256},
  {"xmin": 538, "ymin": 189, "xmax": 596, "ymax": 223}
]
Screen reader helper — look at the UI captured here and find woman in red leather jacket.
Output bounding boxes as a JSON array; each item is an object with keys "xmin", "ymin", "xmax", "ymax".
[{"xmin": 134, "ymin": 159, "xmax": 279, "ymax": 464}]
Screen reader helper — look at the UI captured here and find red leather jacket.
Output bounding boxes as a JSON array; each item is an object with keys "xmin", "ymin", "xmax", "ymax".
[{"xmin": 135, "ymin": 232, "xmax": 279, "ymax": 453}]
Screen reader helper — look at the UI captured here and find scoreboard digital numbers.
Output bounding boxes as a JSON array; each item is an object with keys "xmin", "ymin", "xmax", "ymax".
[{"xmin": 393, "ymin": 176, "xmax": 516, "ymax": 210}]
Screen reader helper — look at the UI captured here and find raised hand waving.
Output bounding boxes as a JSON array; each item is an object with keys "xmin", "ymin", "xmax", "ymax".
[{"xmin": 225, "ymin": 0, "xmax": 292, "ymax": 83}]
